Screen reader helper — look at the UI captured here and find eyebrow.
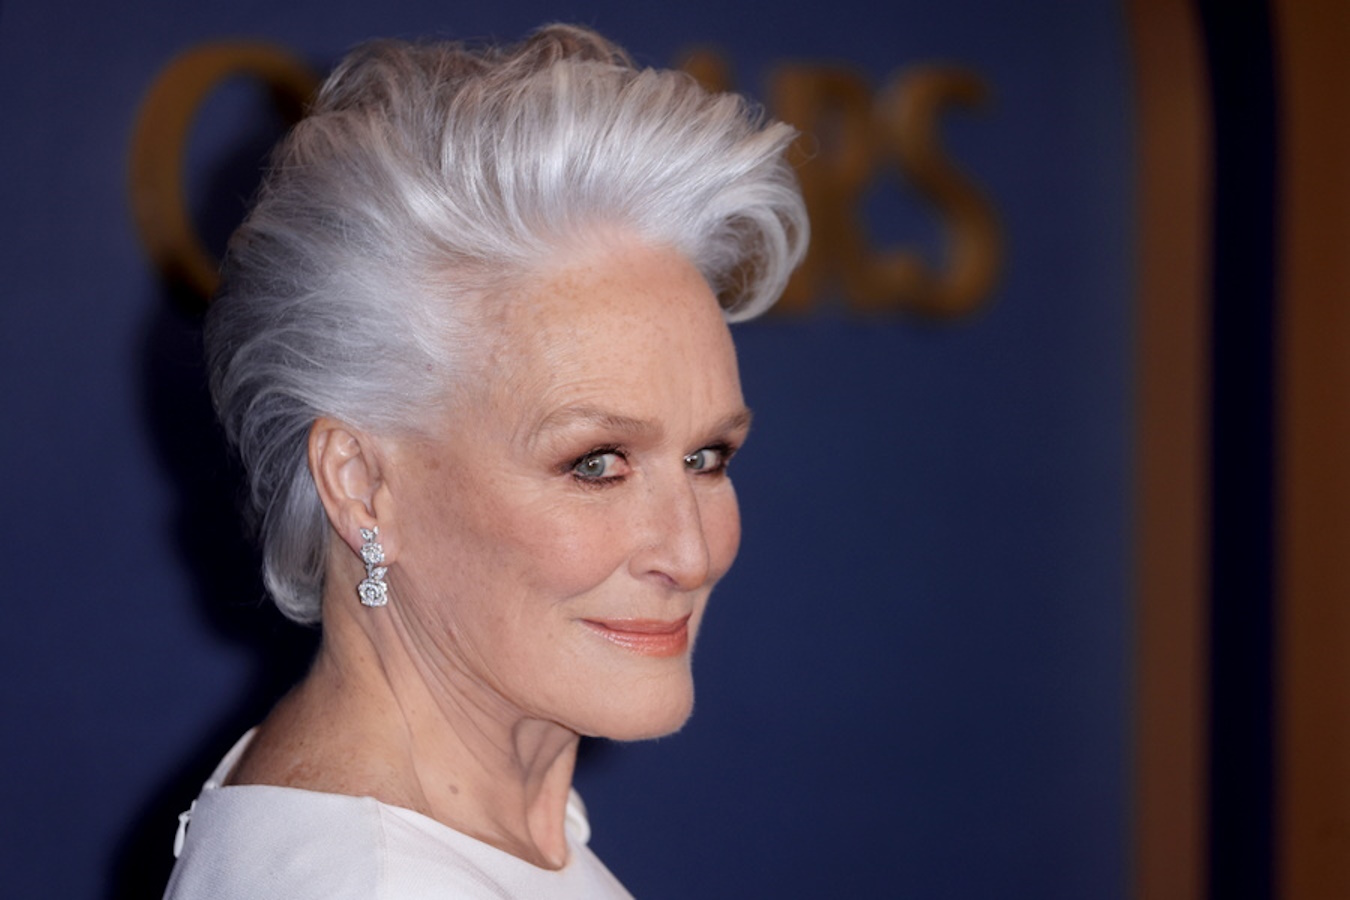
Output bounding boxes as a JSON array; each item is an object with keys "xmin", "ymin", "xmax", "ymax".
[
  {"xmin": 529, "ymin": 405, "xmax": 754, "ymax": 444},
  {"xmin": 707, "ymin": 407, "xmax": 755, "ymax": 438}
]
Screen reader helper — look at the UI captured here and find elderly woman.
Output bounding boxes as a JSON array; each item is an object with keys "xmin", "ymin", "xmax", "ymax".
[{"xmin": 163, "ymin": 23, "xmax": 806, "ymax": 898}]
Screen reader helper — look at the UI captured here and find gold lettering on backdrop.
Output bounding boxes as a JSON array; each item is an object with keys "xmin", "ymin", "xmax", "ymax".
[
  {"xmin": 131, "ymin": 41, "xmax": 1000, "ymax": 318},
  {"xmin": 767, "ymin": 62, "xmax": 1002, "ymax": 316},
  {"xmin": 128, "ymin": 42, "xmax": 319, "ymax": 304},
  {"xmin": 880, "ymin": 67, "xmax": 1002, "ymax": 316},
  {"xmin": 770, "ymin": 66, "xmax": 879, "ymax": 313},
  {"xmin": 677, "ymin": 48, "xmax": 734, "ymax": 94}
]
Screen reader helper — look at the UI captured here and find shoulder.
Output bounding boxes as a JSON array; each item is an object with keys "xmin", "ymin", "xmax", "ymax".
[
  {"xmin": 164, "ymin": 785, "xmax": 385, "ymax": 900},
  {"xmin": 164, "ymin": 780, "xmax": 631, "ymax": 899},
  {"xmin": 164, "ymin": 785, "xmax": 525, "ymax": 899}
]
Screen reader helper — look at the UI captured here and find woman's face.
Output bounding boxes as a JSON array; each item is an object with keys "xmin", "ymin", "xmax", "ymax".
[{"xmin": 381, "ymin": 239, "xmax": 749, "ymax": 741}]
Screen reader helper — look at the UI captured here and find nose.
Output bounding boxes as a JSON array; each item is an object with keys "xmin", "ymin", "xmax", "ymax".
[{"xmin": 630, "ymin": 472, "xmax": 713, "ymax": 591}]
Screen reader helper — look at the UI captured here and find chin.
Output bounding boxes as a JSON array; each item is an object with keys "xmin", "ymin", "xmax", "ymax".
[{"xmin": 579, "ymin": 677, "xmax": 696, "ymax": 742}]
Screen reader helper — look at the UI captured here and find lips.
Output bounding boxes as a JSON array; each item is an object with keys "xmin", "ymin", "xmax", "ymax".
[{"xmin": 581, "ymin": 615, "xmax": 692, "ymax": 657}]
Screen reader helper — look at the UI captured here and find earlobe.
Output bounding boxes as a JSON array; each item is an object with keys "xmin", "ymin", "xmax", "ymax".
[{"xmin": 308, "ymin": 417, "xmax": 393, "ymax": 558}]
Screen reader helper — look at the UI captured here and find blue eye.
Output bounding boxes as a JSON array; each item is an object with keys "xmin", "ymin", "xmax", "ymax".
[
  {"xmin": 684, "ymin": 446, "xmax": 729, "ymax": 473},
  {"xmin": 573, "ymin": 450, "xmax": 625, "ymax": 480}
]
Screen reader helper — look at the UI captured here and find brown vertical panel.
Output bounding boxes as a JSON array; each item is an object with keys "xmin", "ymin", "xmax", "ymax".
[
  {"xmin": 1127, "ymin": 1, "xmax": 1212, "ymax": 898},
  {"xmin": 1273, "ymin": 3, "xmax": 1350, "ymax": 897}
]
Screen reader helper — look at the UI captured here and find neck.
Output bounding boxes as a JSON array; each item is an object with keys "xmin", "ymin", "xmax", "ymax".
[{"xmin": 243, "ymin": 587, "xmax": 582, "ymax": 869}]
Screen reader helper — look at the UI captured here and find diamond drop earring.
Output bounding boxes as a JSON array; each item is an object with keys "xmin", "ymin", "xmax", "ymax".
[{"xmin": 357, "ymin": 526, "xmax": 389, "ymax": 607}]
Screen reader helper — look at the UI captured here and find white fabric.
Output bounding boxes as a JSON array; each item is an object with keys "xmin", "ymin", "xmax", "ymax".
[{"xmin": 163, "ymin": 732, "xmax": 633, "ymax": 899}]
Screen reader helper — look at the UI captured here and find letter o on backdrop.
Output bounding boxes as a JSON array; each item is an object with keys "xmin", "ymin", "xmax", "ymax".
[{"xmin": 128, "ymin": 42, "xmax": 319, "ymax": 306}]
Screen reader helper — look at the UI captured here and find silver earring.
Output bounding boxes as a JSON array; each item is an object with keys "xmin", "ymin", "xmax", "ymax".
[{"xmin": 357, "ymin": 526, "xmax": 389, "ymax": 607}]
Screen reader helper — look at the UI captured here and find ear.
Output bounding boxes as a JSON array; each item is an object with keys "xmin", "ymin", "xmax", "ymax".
[{"xmin": 308, "ymin": 417, "xmax": 395, "ymax": 559}]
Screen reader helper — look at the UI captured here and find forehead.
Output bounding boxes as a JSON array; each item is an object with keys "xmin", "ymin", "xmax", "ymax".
[
  {"xmin": 505, "ymin": 240, "xmax": 718, "ymax": 333},
  {"xmin": 478, "ymin": 241, "xmax": 743, "ymax": 408}
]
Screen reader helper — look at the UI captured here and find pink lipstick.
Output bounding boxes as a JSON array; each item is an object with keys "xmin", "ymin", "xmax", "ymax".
[{"xmin": 582, "ymin": 615, "xmax": 691, "ymax": 657}]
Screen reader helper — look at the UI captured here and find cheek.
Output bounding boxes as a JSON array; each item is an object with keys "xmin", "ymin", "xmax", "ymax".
[{"xmin": 504, "ymin": 502, "xmax": 634, "ymax": 597}]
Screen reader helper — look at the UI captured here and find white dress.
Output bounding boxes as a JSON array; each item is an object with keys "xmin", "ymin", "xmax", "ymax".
[{"xmin": 163, "ymin": 732, "xmax": 634, "ymax": 899}]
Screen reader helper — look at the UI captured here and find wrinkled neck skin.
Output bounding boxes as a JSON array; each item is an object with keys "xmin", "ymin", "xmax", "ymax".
[{"xmin": 229, "ymin": 549, "xmax": 581, "ymax": 871}]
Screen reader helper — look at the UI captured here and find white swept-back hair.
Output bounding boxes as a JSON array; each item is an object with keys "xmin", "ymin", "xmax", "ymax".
[{"xmin": 206, "ymin": 23, "xmax": 809, "ymax": 623}]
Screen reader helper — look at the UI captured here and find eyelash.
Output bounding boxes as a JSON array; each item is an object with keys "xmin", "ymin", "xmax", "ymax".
[{"xmin": 566, "ymin": 442, "xmax": 739, "ymax": 487}]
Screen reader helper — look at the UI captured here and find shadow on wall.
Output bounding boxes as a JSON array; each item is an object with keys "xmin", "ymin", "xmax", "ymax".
[
  {"xmin": 108, "ymin": 85, "xmax": 321, "ymax": 899},
  {"xmin": 107, "ymin": 292, "xmax": 320, "ymax": 900}
]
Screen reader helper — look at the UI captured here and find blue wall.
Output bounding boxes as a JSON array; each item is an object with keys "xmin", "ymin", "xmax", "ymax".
[{"xmin": 0, "ymin": 2, "xmax": 1134, "ymax": 897}]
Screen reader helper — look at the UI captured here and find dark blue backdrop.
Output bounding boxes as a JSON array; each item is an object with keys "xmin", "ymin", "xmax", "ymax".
[{"xmin": 0, "ymin": 2, "xmax": 1133, "ymax": 897}]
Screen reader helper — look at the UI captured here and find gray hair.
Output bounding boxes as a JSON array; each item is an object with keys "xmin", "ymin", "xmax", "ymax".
[{"xmin": 206, "ymin": 23, "xmax": 808, "ymax": 624}]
